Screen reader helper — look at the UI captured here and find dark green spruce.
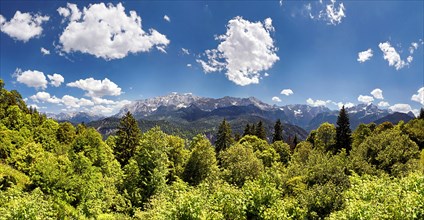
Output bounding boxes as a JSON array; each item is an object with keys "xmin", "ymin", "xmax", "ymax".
[
  {"xmin": 335, "ymin": 106, "xmax": 352, "ymax": 154},
  {"xmin": 272, "ymin": 119, "xmax": 283, "ymax": 143},
  {"xmin": 215, "ymin": 119, "xmax": 234, "ymax": 153},
  {"xmin": 115, "ymin": 111, "xmax": 141, "ymax": 166}
]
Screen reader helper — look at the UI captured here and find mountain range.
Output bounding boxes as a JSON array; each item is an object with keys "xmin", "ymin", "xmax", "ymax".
[{"xmin": 47, "ymin": 93, "xmax": 416, "ymax": 141}]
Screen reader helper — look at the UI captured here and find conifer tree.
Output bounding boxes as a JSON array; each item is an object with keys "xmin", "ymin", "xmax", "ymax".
[
  {"xmin": 243, "ymin": 124, "xmax": 251, "ymax": 137},
  {"xmin": 418, "ymin": 108, "xmax": 424, "ymax": 120},
  {"xmin": 256, "ymin": 121, "xmax": 267, "ymax": 140},
  {"xmin": 272, "ymin": 119, "xmax": 283, "ymax": 143},
  {"xmin": 215, "ymin": 119, "xmax": 234, "ymax": 153},
  {"xmin": 293, "ymin": 134, "xmax": 298, "ymax": 147},
  {"xmin": 115, "ymin": 111, "xmax": 141, "ymax": 166},
  {"xmin": 250, "ymin": 124, "xmax": 256, "ymax": 136},
  {"xmin": 336, "ymin": 106, "xmax": 352, "ymax": 154}
]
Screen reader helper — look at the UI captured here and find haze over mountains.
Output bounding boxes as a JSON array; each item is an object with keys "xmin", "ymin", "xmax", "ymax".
[{"xmin": 47, "ymin": 93, "xmax": 416, "ymax": 140}]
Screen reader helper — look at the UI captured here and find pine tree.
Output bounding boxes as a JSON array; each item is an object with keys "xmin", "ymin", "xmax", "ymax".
[
  {"xmin": 243, "ymin": 124, "xmax": 251, "ymax": 136},
  {"xmin": 250, "ymin": 124, "xmax": 256, "ymax": 136},
  {"xmin": 272, "ymin": 119, "xmax": 283, "ymax": 143},
  {"xmin": 293, "ymin": 134, "xmax": 298, "ymax": 147},
  {"xmin": 115, "ymin": 111, "xmax": 141, "ymax": 166},
  {"xmin": 215, "ymin": 119, "xmax": 234, "ymax": 153},
  {"xmin": 336, "ymin": 106, "xmax": 352, "ymax": 154},
  {"xmin": 418, "ymin": 108, "xmax": 424, "ymax": 120},
  {"xmin": 256, "ymin": 121, "xmax": 267, "ymax": 140}
]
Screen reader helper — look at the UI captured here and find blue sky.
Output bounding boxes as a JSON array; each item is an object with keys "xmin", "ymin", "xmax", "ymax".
[{"xmin": 0, "ymin": 0, "xmax": 423, "ymax": 115}]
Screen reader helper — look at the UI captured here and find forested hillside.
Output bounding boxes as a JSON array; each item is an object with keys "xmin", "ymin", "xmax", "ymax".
[{"xmin": 1, "ymin": 79, "xmax": 424, "ymax": 219}]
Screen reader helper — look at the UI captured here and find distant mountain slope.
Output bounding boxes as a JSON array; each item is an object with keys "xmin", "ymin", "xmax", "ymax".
[
  {"xmin": 373, "ymin": 112, "xmax": 415, "ymax": 125},
  {"xmin": 46, "ymin": 112, "xmax": 104, "ymax": 124}
]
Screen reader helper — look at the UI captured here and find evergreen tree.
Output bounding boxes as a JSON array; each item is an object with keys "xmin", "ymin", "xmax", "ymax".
[
  {"xmin": 255, "ymin": 121, "xmax": 267, "ymax": 140},
  {"xmin": 250, "ymin": 124, "xmax": 256, "ymax": 136},
  {"xmin": 272, "ymin": 119, "xmax": 283, "ymax": 143},
  {"xmin": 215, "ymin": 119, "xmax": 234, "ymax": 153},
  {"xmin": 115, "ymin": 111, "xmax": 141, "ymax": 166},
  {"xmin": 336, "ymin": 106, "xmax": 352, "ymax": 154},
  {"xmin": 243, "ymin": 124, "xmax": 251, "ymax": 137},
  {"xmin": 293, "ymin": 134, "xmax": 298, "ymax": 148},
  {"xmin": 418, "ymin": 108, "xmax": 424, "ymax": 120}
]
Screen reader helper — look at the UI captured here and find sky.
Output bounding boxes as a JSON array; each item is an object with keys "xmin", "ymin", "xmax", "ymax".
[{"xmin": 0, "ymin": 0, "xmax": 423, "ymax": 116}]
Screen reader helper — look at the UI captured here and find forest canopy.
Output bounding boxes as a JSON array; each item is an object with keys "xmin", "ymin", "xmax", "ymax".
[{"xmin": 1, "ymin": 79, "xmax": 423, "ymax": 219}]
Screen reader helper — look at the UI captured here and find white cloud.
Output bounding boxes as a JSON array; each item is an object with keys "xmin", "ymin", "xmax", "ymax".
[
  {"xmin": 0, "ymin": 11, "xmax": 49, "ymax": 42},
  {"xmin": 181, "ymin": 48, "xmax": 190, "ymax": 55},
  {"xmin": 389, "ymin": 104, "xmax": 412, "ymax": 114},
  {"xmin": 280, "ymin": 89, "xmax": 294, "ymax": 96},
  {"xmin": 305, "ymin": 0, "xmax": 346, "ymax": 25},
  {"xmin": 67, "ymin": 78, "xmax": 122, "ymax": 98},
  {"xmin": 407, "ymin": 56, "xmax": 413, "ymax": 63},
  {"xmin": 30, "ymin": 91, "xmax": 61, "ymax": 104},
  {"xmin": 272, "ymin": 96, "xmax": 282, "ymax": 102},
  {"xmin": 58, "ymin": 3, "xmax": 170, "ymax": 60},
  {"xmin": 156, "ymin": 46, "xmax": 167, "ymax": 53},
  {"xmin": 306, "ymin": 98, "xmax": 331, "ymax": 107},
  {"xmin": 411, "ymin": 87, "xmax": 424, "ymax": 105},
  {"xmin": 47, "ymin": 73, "xmax": 64, "ymax": 87},
  {"xmin": 163, "ymin": 15, "xmax": 170, "ymax": 22},
  {"xmin": 13, "ymin": 68, "xmax": 48, "ymax": 89},
  {"xmin": 370, "ymin": 88, "xmax": 384, "ymax": 100},
  {"xmin": 28, "ymin": 104, "xmax": 46, "ymax": 110},
  {"xmin": 378, "ymin": 101, "xmax": 390, "ymax": 107},
  {"xmin": 357, "ymin": 49, "xmax": 373, "ymax": 63},
  {"xmin": 409, "ymin": 42, "xmax": 419, "ymax": 54},
  {"xmin": 197, "ymin": 16, "xmax": 279, "ymax": 86},
  {"xmin": 264, "ymin": 73, "xmax": 269, "ymax": 77},
  {"xmin": 279, "ymin": 0, "xmax": 283, "ymax": 7},
  {"xmin": 357, "ymin": 95, "xmax": 374, "ymax": 104},
  {"xmin": 333, "ymin": 102, "xmax": 354, "ymax": 109},
  {"xmin": 325, "ymin": 0, "xmax": 346, "ymax": 25},
  {"xmin": 40, "ymin": 47, "xmax": 50, "ymax": 55},
  {"xmin": 61, "ymin": 95, "xmax": 94, "ymax": 108},
  {"xmin": 187, "ymin": 64, "xmax": 192, "ymax": 67},
  {"xmin": 378, "ymin": 41, "xmax": 407, "ymax": 70}
]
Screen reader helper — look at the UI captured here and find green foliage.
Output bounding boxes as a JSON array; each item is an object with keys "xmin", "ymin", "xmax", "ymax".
[
  {"xmin": 115, "ymin": 111, "xmax": 141, "ymax": 166},
  {"xmin": 271, "ymin": 141, "xmax": 291, "ymax": 164},
  {"xmin": 183, "ymin": 135, "xmax": 218, "ymax": 186},
  {"xmin": 272, "ymin": 119, "xmax": 283, "ymax": 143},
  {"xmin": 239, "ymin": 135, "xmax": 280, "ymax": 167},
  {"xmin": 255, "ymin": 121, "xmax": 267, "ymax": 140},
  {"xmin": 329, "ymin": 172, "xmax": 424, "ymax": 219},
  {"xmin": 403, "ymin": 119, "xmax": 424, "ymax": 149},
  {"xmin": 315, "ymin": 122, "xmax": 336, "ymax": 152},
  {"xmin": 350, "ymin": 128, "xmax": 420, "ymax": 176},
  {"xmin": 219, "ymin": 143, "xmax": 264, "ymax": 187},
  {"xmin": 215, "ymin": 119, "xmax": 234, "ymax": 154},
  {"xmin": 56, "ymin": 122, "xmax": 76, "ymax": 145}
]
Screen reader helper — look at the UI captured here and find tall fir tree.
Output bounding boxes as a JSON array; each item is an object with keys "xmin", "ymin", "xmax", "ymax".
[
  {"xmin": 250, "ymin": 124, "xmax": 256, "ymax": 136},
  {"xmin": 243, "ymin": 124, "xmax": 251, "ymax": 137},
  {"xmin": 215, "ymin": 119, "xmax": 234, "ymax": 153},
  {"xmin": 272, "ymin": 119, "xmax": 283, "ymax": 143},
  {"xmin": 336, "ymin": 106, "xmax": 352, "ymax": 154},
  {"xmin": 256, "ymin": 121, "xmax": 267, "ymax": 140},
  {"xmin": 293, "ymin": 134, "xmax": 298, "ymax": 147},
  {"xmin": 418, "ymin": 108, "xmax": 424, "ymax": 120},
  {"xmin": 115, "ymin": 111, "xmax": 141, "ymax": 166}
]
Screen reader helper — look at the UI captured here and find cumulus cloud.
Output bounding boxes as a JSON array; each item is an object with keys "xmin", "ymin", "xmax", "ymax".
[
  {"xmin": 272, "ymin": 96, "xmax": 282, "ymax": 102},
  {"xmin": 378, "ymin": 101, "xmax": 390, "ymax": 107},
  {"xmin": 306, "ymin": 98, "xmax": 331, "ymax": 107},
  {"xmin": 163, "ymin": 15, "xmax": 170, "ymax": 22},
  {"xmin": 187, "ymin": 64, "xmax": 192, "ymax": 67},
  {"xmin": 409, "ymin": 42, "xmax": 419, "ymax": 54},
  {"xmin": 57, "ymin": 3, "xmax": 170, "ymax": 60},
  {"xmin": 378, "ymin": 41, "xmax": 407, "ymax": 70},
  {"xmin": 197, "ymin": 16, "xmax": 279, "ymax": 86},
  {"xmin": 47, "ymin": 73, "xmax": 64, "ymax": 87},
  {"xmin": 280, "ymin": 89, "xmax": 294, "ymax": 96},
  {"xmin": 389, "ymin": 104, "xmax": 413, "ymax": 114},
  {"xmin": 67, "ymin": 78, "xmax": 122, "ymax": 97},
  {"xmin": 357, "ymin": 95, "xmax": 374, "ymax": 104},
  {"xmin": 370, "ymin": 88, "xmax": 384, "ymax": 100},
  {"xmin": 333, "ymin": 102, "xmax": 354, "ymax": 109},
  {"xmin": 0, "ymin": 11, "xmax": 49, "ymax": 42},
  {"xmin": 30, "ymin": 91, "xmax": 61, "ymax": 104},
  {"xmin": 61, "ymin": 95, "xmax": 94, "ymax": 108},
  {"xmin": 357, "ymin": 49, "xmax": 373, "ymax": 63},
  {"xmin": 264, "ymin": 73, "xmax": 269, "ymax": 77},
  {"xmin": 41, "ymin": 47, "xmax": 50, "ymax": 55},
  {"xmin": 13, "ymin": 68, "xmax": 48, "ymax": 89},
  {"xmin": 411, "ymin": 87, "xmax": 424, "ymax": 105}
]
